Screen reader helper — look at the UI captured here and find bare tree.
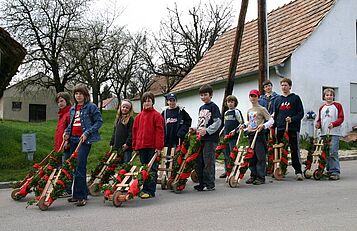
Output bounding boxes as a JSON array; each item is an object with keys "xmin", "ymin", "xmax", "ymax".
[
  {"xmin": 142, "ymin": 1, "xmax": 234, "ymax": 93},
  {"xmin": 0, "ymin": 0, "xmax": 91, "ymax": 93}
]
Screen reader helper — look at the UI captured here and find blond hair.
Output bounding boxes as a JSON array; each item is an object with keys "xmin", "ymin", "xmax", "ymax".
[{"xmin": 116, "ymin": 99, "xmax": 133, "ymax": 125}]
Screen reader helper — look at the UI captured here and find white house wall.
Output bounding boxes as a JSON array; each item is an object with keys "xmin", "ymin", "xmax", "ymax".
[{"xmin": 290, "ymin": 0, "xmax": 357, "ymax": 136}]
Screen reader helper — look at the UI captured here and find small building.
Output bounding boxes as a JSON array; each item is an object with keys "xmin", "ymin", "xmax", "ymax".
[
  {"xmin": 0, "ymin": 73, "xmax": 58, "ymax": 122},
  {"xmin": 100, "ymin": 97, "xmax": 118, "ymax": 110}
]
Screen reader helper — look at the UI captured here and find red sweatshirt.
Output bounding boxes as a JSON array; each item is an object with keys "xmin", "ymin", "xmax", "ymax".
[
  {"xmin": 132, "ymin": 107, "xmax": 164, "ymax": 150},
  {"xmin": 55, "ymin": 105, "xmax": 71, "ymax": 152}
]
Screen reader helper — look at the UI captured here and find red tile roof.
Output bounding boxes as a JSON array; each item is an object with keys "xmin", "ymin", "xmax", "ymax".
[{"xmin": 173, "ymin": 0, "xmax": 336, "ymax": 93}]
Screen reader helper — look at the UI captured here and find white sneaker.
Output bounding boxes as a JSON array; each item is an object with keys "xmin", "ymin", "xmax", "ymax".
[{"xmin": 296, "ymin": 173, "xmax": 303, "ymax": 181}]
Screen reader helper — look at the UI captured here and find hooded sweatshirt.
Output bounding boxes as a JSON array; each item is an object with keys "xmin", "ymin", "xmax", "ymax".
[{"xmin": 274, "ymin": 93, "xmax": 304, "ymax": 132}]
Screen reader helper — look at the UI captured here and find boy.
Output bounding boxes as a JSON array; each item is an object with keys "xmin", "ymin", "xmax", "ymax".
[
  {"xmin": 162, "ymin": 92, "xmax": 192, "ymax": 150},
  {"xmin": 132, "ymin": 92, "xmax": 164, "ymax": 199},
  {"xmin": 242, "ymin": 89, "xmax": 274, "ymax": 185},
  {"xmin": 258, "ymin": 80, "xmax": 279, "ymax": 116},
  {"xmin": 274, "ymin": 78, "xmax": 304, "ymax": 181},
  {"xmin": 315, "ymin": 88, "xmax": 344, "ymax": 180},
  {"xmin": 195, "ymin": 84, "xmax": 221, "ymax": 191},
  {"xmin": 220, "ymin": 95, "xmax": 244, "ymax": 178}
]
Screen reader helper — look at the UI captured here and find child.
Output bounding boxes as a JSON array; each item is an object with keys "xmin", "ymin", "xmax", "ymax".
[
  {"xmin": 242, "ymin": 89, "xmax": 273, "ymax": 185},
  {"xmin": 315, "ymin": 88, "xmax": 344, "ymax": 180},
  {"xmin": 109, "ymin": 99, "xmax": 134, "ymax": 163},
  {"xmin": 195, "ymin": 84, "xmax": 221, "ymax": 191},
  {"xmin": 132, "ymin": 92, "xmax": 164, "ymax": 199},
  {"xmin": 55, "ymin": 92, "xmax": 72, "ymax": 197},
  {"xmin": 274, "ymin": 78, "xmax": 304, "ymax": 181},
  {"xmin": 64, "ymin": 84, "xmax": 103, "ymax": 206},
  {"xmin": 220, "ymin": 95, "xmax": 244, "ymax": 178},
  {"xmin": 162, "ymin": 92, "xmax": 192, "ymax": 150}
]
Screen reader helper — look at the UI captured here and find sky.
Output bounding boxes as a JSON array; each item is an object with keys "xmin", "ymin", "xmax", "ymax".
[{"xmin": 94, "ymin": 0, "xmax": 294, "ymax": 32}]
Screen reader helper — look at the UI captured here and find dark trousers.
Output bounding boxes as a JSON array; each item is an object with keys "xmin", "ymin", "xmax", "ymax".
[
  {"xmin": 196, "ymin": 141, "xmax": 217, "ymax": 188},
  {"xmin": 139, "ymin": 148, "xmax": 158, "ymax": 197},
  {"xmin": 70, "ymin": 136, "xmax": 92, "ymax": 200},
  {"xmin": 248, "ymin": 132, "xmax": 267, "ymax": 179},
  {"xmin": 277, "ymin": 130, "xmax": 302, "ymax": 174},
  {"xmin": 62, "ymin": 148, "xmax": 72, "ymax": 194},
  {"xmin": 224, "ymin": 138, "xmax": 238, "ymax": 172}
]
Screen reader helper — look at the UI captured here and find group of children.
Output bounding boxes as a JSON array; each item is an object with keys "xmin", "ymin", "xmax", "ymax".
[{"xmin": 53, "ymin": 77, "xmax": 344, "ymax": 206}]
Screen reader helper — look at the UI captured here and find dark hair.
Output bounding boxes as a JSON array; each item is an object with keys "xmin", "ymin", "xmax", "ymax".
[
  {"xmin": 262, "ymin": 80, "xmax": 273, "ymax": 87},
  {"xmin": 225, "ymin": 95, "xmax": 238, "ymax": 107},
  {"xmin": 73, "ymin": 84, "xmax": 91, "ymax": 104},
  {"xmin": 280, "ymin": 77, "xmax": 292, "ymax": 86},
  {"xmin": 55, "ymin": 92, "xmax": 71, "ymax": 106},
  {"xmin": 199, "ymin": 84, "xmax": 213, "ymax": 96},
  {"xmin": 142, "ymin": 91, "xmax": 155, "ymax": 104}
]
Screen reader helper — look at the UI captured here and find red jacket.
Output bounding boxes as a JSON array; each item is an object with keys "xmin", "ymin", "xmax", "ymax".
[
  {"xmin": 132, "ymin": 107, "xmax": 164, "ymax": 150},
  {"xmin": 55, "ymin": 105, "xmax": 71, "ymax": 152}
]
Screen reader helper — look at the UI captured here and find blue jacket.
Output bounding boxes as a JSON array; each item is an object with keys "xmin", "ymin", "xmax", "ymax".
[
  {"xmin": 258, "ymin": 91, "xmax": 279, "ymax": 115},
  {"xmin": 65, "ymin": 102, "xmax": 103, "ymax": 144}
]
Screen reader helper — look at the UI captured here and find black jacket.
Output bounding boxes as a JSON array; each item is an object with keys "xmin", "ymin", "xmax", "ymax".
[{"xmin": 109, "ymin": 117, "xmax": 134, "ymax": 150}]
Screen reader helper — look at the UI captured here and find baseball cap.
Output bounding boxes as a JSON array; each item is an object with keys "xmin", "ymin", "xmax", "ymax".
[
  {"xmin": 166, "ymin": 93, "xmax": 177, "ymax": 101},
  {"xmin": 249, "ymin": 89, "xmax": 260, "ymax": 97}
]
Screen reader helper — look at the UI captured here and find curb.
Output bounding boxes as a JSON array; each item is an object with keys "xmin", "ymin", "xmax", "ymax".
[{"xmin": 1, "ymin": 155, "xmax": 357, "ymax": 190}]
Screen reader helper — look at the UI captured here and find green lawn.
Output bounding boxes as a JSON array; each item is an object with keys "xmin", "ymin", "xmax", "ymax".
[{"xmin": 0, "ymin": 110, "xmax": 117, "ymax": 182}]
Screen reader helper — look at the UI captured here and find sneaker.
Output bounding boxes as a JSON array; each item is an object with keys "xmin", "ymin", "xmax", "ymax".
[
  {"xmin": 67, "ymin": 198, "xmax": 78, "ymax": 203},
  {"xmin": 329, "ymin": 174, "xmax": 340, "ymax": 180},
  {"xmin": 59, "ymin": 192, "xmax": 72, "ymax": 198},
  {"xmin": 245, "ymin": 177, "xmax": 256, "ymax": 184},
  {"xmin": 76, "ymin": 199, "xmax": 87, "ymax": 207},
  {"xmin": 296, "ymin": 173, "xmax": 303, "ymax": 181},
  {"xmin": 194, "ymin": 184, "xmax": 204, "ymax": 191},
  {"xmin": 203, "ymin": 186, "xmax": 215, "ymax": 191},
  {"xmin": 139, "ymin": 192, "xmax": 153, "ymax": 199},
  {"xmin": 219, "ymin": 172, "xmax": 227, "ymax": 178},
  {"xmin": 253, "ymin": 178, "xmax": 265, "ymax": 185}
]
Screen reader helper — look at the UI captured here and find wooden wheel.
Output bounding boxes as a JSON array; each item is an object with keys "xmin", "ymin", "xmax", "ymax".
[
  {"xmin": 303, "ymin": 169, "xmax": 312, "ymax": 179},
  {"xmin": 161, "ymin": 175, "xmax": 167, "ymax": 190},
  {"xmin": 112, "ymin": 191, "xmax": 124, "ymax": 207},
  {"xmin": 172, "ymin": 182, "xmax": 181, "ymax": 194},
  {"xmin": 37, "ymin": 197, "xmax": 49, "ymax": 211},
  {"xmin": 313, "ymin": 169, "xmax": 322, "ymax": 180},
  {"xmin": 190, "ymin": 169, "xmax": 199, "ymax": 183},
  {"xmin": 11, "ymin": 188, "xmax": 22, "ymax": 201},
  {"xmin": 228, "ymin": 176, "xmax": 238, "ymax": 188},
  {"xmin": 88, "ymin": 183, "xmax": 100, "ymax": 196},
  {"xmin": 273, "ymin": 167, "xmax": 283, "ymax": 180}
]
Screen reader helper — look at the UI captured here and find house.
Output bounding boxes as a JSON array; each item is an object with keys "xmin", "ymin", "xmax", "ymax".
[
  {"xmin": 0, "ymin": 73, "xmax": 58, "ymax": 122},
  {"xmin": 100, "ymin": 97, "xmax": 118, "ymax": 110},
  {"xmin": 168, "ymin": 0, "xmax": 356, "ymax": 136}
]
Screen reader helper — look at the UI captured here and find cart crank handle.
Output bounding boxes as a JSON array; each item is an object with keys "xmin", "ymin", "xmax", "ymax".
[
  {"xmin": 235, "ymin": 129, "xmax": 243, "ymax": 146},
  {"xmin": 285, "ymin": 121, "xmax": 289, "ymax": 132}
]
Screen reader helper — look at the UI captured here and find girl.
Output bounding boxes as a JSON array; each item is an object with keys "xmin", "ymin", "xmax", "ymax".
[
  {"xmin": 64, "ymin": 84, "xmax": 103, "ymax": 206},
  {"xmin": 55, "ymin": 92, "xmax": 72, "ymax": 197},
  {"xmin": 110, "ymin": 99, "xmax": 134, "ymax": 163}
]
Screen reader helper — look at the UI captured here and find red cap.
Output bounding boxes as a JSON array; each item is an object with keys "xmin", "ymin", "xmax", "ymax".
[{"xmin": 249, "ymin": 89, "xmax": 260, "ymax": 97}]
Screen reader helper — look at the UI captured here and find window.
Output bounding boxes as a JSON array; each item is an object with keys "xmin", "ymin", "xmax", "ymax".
[
  {"xmin": 321, "ymin": 86, "xmax": 338, "ymax": 101},
  {"xmin": 12, "ymin": 102, "xmax": 22, "ymax": 111},
  {"xmin": 351, "ymin": 83, "xmax": 357, "ymax": 113}
]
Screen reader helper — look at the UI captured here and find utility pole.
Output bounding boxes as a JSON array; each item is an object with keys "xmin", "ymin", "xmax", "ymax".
[
  {"xmin": 221, "ymin": 0, "xmax": 249, "ymax": 122},
  {"xmin": 257, "ymin": 0, "xmax": 269, "ymax": 93}
]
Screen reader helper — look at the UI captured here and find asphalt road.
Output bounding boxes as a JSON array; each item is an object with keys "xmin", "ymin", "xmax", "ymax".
[{"xmin": 1, "ymin": 161, "xmax": 357, "ymax": 231}]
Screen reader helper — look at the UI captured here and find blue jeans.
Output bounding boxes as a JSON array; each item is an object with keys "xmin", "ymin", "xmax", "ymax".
[
  {"xmin": 248, "ymin": 132, "xmax": 267, "ymax": 179},
  {"xmin": 326, "ymin": 135, "xmax": 340, "ymax": 175},
  {"xmin": 70, "ymin": 136, "xmax": 92, "ymax": 200},
  {"xmin": 123, "ymin": 150, "xmax": 132, "ymax": 163},
  {"xmin": 139, "ymin": 148, "xmax": 158, "ymax": 197},
  {"xmin": 196, "ymin": 141, "xmax": 217, "ymax": 188},
  {"xmin": 224, "ymin": 138, "xmax": 238, "ymax": 172},
  {"xmin": 62, "ymin": 148, "xmax": 72, "ymax": 194}
]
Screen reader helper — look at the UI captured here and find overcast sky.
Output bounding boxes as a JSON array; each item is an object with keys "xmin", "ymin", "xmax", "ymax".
[{"xmin": 94, "ymin": 0, "xmax": 294, "ymax": 32}]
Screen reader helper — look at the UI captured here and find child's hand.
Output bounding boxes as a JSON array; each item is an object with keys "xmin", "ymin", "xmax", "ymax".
[
  {"xmin": 122, "ymin": 144, "xmax": 128, "ymax": 150},
  {"xmin": 198, "ymin": 127, "xmax": 207, "ymax": 136},
  {"xmin": 285, "ymin": 117, "xmax": 292, "ymax": 123},
  {"xmin": 80, "ymin": 134, "xmax": 87, "ymax": 142},
  {"xmin": 63, "ymin": 133, "xmax": 69, "ymax": 141},
  {"xmin": 257, "ymin": 124, "xmax": 265, "ymax": 132},
  {"xmin": 328, "ymin": 123, "xmax": 333, "ymax": 129}
]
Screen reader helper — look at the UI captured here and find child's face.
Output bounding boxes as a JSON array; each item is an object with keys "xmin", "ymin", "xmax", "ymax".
[
  {"xmin": 263, "ymin": 84, "xmax": 272, "ymax": 94},
  {"xmin": 200, "ymin": 92, "xmax": 211, "ymax": 103},
  {"xmin": 167, "ymin": 99, "xmax": 177, "ymax": 109},
  {"xmin": 75, "ymin": 92, "xmax": 85, "ymax": 105},
  {"xmin": 280, "ymin": 82, "xmax": 291, "ymax": 94},
  {"xmin": 226, "ymin": 100, "xmax": 236, "ymax": 109},
  {"xmin": 120, "ymin": 104, "xmax": 131, "ymax": 114},
  {"xmin": 143, "ymin": 98, "xmax": 153, "ymax": 109},
  {"xmin": 324, "ymin": 92, "xmax": 334, "ymax": 103},
  {"xmin": 249, "ymin": 94, "xmax": 258, "ymax": 104},
  {"xmin": 57, "ymin": 97, "xmax": 67, "ymax": 109}
]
